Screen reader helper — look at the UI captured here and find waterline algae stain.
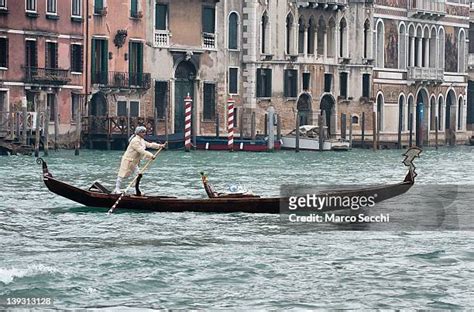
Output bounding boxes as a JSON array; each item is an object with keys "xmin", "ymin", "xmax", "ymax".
[{"xmin": 1, "ymin": 148, "xmax": 474, "ymax": 309}]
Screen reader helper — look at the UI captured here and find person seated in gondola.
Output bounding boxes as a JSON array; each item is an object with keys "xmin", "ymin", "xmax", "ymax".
[{"xmin": 113, "ymin": 126, "xmax": 165, "ymax": 194}]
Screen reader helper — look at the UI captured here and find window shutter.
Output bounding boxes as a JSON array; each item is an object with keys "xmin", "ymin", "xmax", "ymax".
[
  {"xmin": 103, "ymin": 40, "xmax": 108, "ymax": 74},
  {"xmin": 202, "ymin": 7, "xmax": 215, "ymax": 33},
  {"xmin": 45, "ymin": 43, "xmax": 49, "ymax": 68},
  {"xmin": 155, "ymin": 4, "xmax": 167, "ymax": 30},
  {"xmin": 131, "ymin": 0, "xmax": 138, "ymax": 16},
  {"xmin": 266, "ymin": 69, "xmax": 272, "ymax": 97},
  {"xmin": 54, "ymin": 43, "xmax": 58, "ymax": 68},
  {"xmin": 6, "ymin": 38, "xmax": 8, "ymax": 68},
  {"xmin": 91, "ymin": 39, "xmax": 96, "ymax": 77},
  {"xmin": 80, "ymin": 45, "xmax": 84, "ymax": 72},
  {"xmin": 228, "ymin": 13, "xmax": 238, "ymax": 49},
  {"xmin": 256, "ymin": 69, "xmax": 261, "ymax": 97}
]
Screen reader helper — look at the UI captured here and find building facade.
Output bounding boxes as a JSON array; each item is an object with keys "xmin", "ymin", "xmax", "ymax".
[
  {"xmin": 85, "ymin": 0, "xmax": 151, "ymax": 148},
  {"xmin": 373, "ymin": 0, "xmax": 470, "ymax": 147},
  {"xmin": 467, "ymin": 0, "xmax": 474, "ymax": 136},
  {"xmin": 0, "ymin": 0, "xmax": 86, "ymax": 144}
]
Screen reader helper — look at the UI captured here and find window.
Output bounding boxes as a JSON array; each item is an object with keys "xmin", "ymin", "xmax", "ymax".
[
  {"xmin": 91, "ymin": 38, "xmax": 108, "ymax": 84},
  {"xmin": 286, "ymin": 14, "xmax": 294, "ymax": 55},
  {"xmin": 94, "ymin": 0, "xmax": 104, "ymax": 14},
  {"xmin": 234, "ymin": 107, "xmax": 238, "ymax": 127},
  {"xmin": 26, "ymin": 0, "xmax": 36, "ymax": 12},
  {"xmin": 47, "ymin": 0, "xmax": 57, "ymax": 14},
  {"xmin": 375, "ymin": 20, "xmax": 384, "ymax": 67},
  {"xmin": 468, "ymin": 81, "xmax": 474, "ymax": 125},
  {"xmin": 339, "ymin": 18, "xmax": 347, "ymax": 58},
  {"xmin": 307, "ymin": 19, "xmax": 315, "ymax": 55},
  {"xmin": 339, "ymin": 72, "xmax": 348, "ymax": 99},
  {"xmin": 71, "ymin": 44, "xmax": 83, "ymax": 73},
  {"xmin": 71, "ymin": 93, "xmax": 80, "ymax": 121},
  {"xmin": 0, "ymin": 38, "xmax": 8, "ymax": 68},
  {"xmin": 364, "ymin": 20, "xmax": 370, "ymax": 59},
  {"xmin": 117, "ymin": 101, "xmax": 127, "ymax": 117},
  {"xmin": 46, "ymin": 42, "xmax": 58, "ymax": 68},
  {"xmin": 130, "ymin": 0, "xmax": 138, "ymax": 17},
  {"xmin": 229, "ymin": 12, "xmax": 238, "ymax": 50},
  {"xmin": 302, "ymin": 72, "xmax": 310, "ymax": 91},
  {"xmin": 130, "ymin": 101, "xmax": 139, "ymax": 117},
  {"xmin": 362, "ymin": 74, "xmax": 370, "ymax": 98},
  {"xmin": 202, "ymin": 6, "xmax": 215, "ymax": 34},
  {"xmin": 324, "ymin": 73, "xmax": 332, "ymax": 93},
  {"xmin": 256, "ymin": 68, "xmax": 272, "ymax": 98},
  {"xmin": 155, "ymin": 3, "xmax": 168, "ymax": 30},
  {"xmin": 203, "ymin": 83, "xmax": 216, "ymax": 120},
  {"xmin": 129, "ymin": 41, "xmax": 143, "ymax": 85},
  {"xmin": 0, "ymin": 0, "xmax": 6, "ymax": 9},
  {"xmin": 155, "ymin": 81, "xmax": 168, "ymax": 119},
  {"xmin": 228, "ymin": 67, "xmax": 238, "ymax": 94},
  {"xmin": 47, "ymin": 94, "xmax": 55, "ymax": 122},
  {"xmin": 72, "ymin": 0, "xmax": 81, "ymax": 17},
  {"xmin": 352, "ymin": 115, "xmax": 359, "ymax": 125},
  {"xmin": 284, "ymin": 69, "xmax": 297, "ymax": 98},
  {"xmin": 261, "ymin": 12, "xmax": 268, "ymax": 53},
  {"xmin": 25, "ymin": 40, "xmax": 37, "ymax": 68},
  {"xmin": 298, "ymin": 18, "xmax": 305, "ymax": 54}
]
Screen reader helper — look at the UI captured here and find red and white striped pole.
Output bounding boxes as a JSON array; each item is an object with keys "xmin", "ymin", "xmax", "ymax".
[
  {"xmin": 227, "ymin": 97, "xmax": 235, "ymax": 152},
  {"xmin": 184, "ymin": 93, "xmax": 192, "ymax": 152}
]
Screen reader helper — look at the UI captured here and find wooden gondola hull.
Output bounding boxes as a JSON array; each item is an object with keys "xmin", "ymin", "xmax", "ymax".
[{"xmin": 42, "ymin": 170, "xmax": 414, "ymax": 214}]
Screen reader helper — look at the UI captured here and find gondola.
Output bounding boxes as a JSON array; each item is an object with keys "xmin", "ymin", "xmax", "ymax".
[{"xmin": 37, "ymin": 148, "xmax": 420, "ymax": 214}]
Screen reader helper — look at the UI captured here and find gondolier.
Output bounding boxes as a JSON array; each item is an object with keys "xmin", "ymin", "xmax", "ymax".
[{"xmin": 113, "ymin": 126, "xmax": 165, "ymax": 194}]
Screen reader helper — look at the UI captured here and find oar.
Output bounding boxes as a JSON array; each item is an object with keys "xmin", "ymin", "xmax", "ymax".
[{"xmin": 108, "ymin": 145, "xmax": 165, "ymax": 214}]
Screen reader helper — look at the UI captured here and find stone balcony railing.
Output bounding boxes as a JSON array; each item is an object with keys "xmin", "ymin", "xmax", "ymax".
[
  {"xmin": 23, "ymin": 67, "xmax": 75, "ymax": 85},
  {"xmin": 407, "ymin": 67, "xmax": 444, "ymax": 82},
  {"xmin": 408, "ymin": 0, "xmax": 446, "ymax": 18},
  {"xmin": 202, "ymin": 32, "xmax": 216, "ymax": 49},
  {"xmin": 154, "ymin": 30, "xmax": 170, "ymax": 48},
  {"xmin": 289, "ymin": 0, "xmax": 348, "ymax": 9}
]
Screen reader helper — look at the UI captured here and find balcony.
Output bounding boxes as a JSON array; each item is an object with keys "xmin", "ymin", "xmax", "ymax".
[
  {"xmin": 154, "ymin": 30, "xmax": 170, "ymax": 48},
  {"xmin": 407, "ymin": 67, "xmax": 444, "ymax": 82},
  {"xmin": 202, "ymin": 32, "xmax": 216, "ymax": 49},
  {"xmin": 289, "ymin": 0, "xmax": 347, "ymax": 10},
  {"xmin": 92, "ymin": 71, "xmax": 151, "ymax": 89},
  {"xmin": 23, "ymin": 67, "xmax": 72, "ymax": 85},
  {"xmin": 408, "ymin": 0, "xmax": 446, "ymax": 19},
  {"xmin": 468, "ymin": 54, "xmax": 474, "ymax": 69}
]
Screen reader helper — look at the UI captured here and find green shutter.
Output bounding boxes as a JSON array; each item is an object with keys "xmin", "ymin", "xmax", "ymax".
[
  {"xmin": 266, "ymin": 69, "xmax": 272, "ymax": 97},
  {"xmin": 256, "ymin": 69, "xmax": 261, "ymax": 97},
  {"xmin": 202, "ymin": 7, "xmax": 215, "ymax": 33},
  {"xmin": 155, "ymin": 4, "xmax": 167, "ymax": 30},
  {"xmin": 91, "ymin": 39, "xmax": 96, "ymax": 80},
  {"xmin": 131, "ymin": 0, "xmax": 137, "ymax": 16}
]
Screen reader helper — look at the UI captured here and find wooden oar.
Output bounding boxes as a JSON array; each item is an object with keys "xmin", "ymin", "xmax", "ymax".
[{"xmin": 108, "ymin": 145, "xmax": 165, "ymax": 214}]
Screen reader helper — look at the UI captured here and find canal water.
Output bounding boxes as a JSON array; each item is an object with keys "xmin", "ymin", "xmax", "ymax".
[{"xmin": 0, "ymin": 147, "xmax": 473, "ymax": 309}]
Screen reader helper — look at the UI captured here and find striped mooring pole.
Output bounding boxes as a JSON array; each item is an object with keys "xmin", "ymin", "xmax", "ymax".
[
  {"xmin": 227, "ymin": 97, "xmax": 235, "ymax": 152},
  {"xmin": 184, "ymin": 94, "xmax": 193, "ymax": 152}
]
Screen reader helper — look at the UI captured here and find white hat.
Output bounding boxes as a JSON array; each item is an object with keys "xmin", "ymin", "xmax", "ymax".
[{"xmin": 135, "ymin": 126, "xmax": 147, "ymax": 134}]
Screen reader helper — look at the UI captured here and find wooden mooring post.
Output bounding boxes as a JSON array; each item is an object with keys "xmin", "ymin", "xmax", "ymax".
[
  {"xmin": 251, "ymin": 111, "xmax": 256, "ymax": 141},
  {"xmin": 239, "ymin": 109, "xmax": 244, "ymax": 140},
  {"xmin": 435, "ymin": 116, "xmax": 439, "ymax": 150},
  {"xmin": 409, "ymin": 113, "xmax": 413, "ymax": 148},
  {"xmin": 22, "ymin": 105, "xmax": 27, "ymax": 146},
  {"xmin": 372, "ymin": 111, "xmax": 377, "ymax": 151},
  {"xmin": 74, "ymin": 105, "xmax": 81, "ymax": 156},
  {"xmin": 276, "ymin": 114, "xmax": 281, "ymax": 141},
  {"xmin": 341, "ymin": 113, "xmax": 347, "ymax": 140},
  {"xmin": 318, "ymin": 113, "xmax": 324, "ymax": 152},
  {"xmin": 34, "ymin": 110, "xmax": 41, "ymax": 157},
  {"xmin": 44, "ymin": 108, "xmax": 50, "ymax": 156},
  {"xmin": 53, "ymin": 100, "xmax": 59, "ymax": 151},
  {"xmin": 295, "ymin": 112, "xmax": 300, "ymax": 153},
  {"xmin": 349, "ymin": 114, "xmax": 353, "ymax": 150},
  {"xmin": 361, "ymin": 112, "xmax": 365, "ymax": 149},
  {"xmin": 215, "ymin": 112, "xmax": 220, "ymax": 138}
]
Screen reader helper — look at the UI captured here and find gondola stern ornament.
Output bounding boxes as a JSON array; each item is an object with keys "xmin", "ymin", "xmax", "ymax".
[
  {"xmin": 36, "ymin": 158, "xmax": 53, "ymax": 179},
  {"xmin": 402, "ymin": 147, "xmax": 422, "ymax": 180}
]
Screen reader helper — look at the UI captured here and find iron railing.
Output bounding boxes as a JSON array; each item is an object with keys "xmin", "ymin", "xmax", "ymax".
[
  {"xmin": 91, "ymin": 71, "xmax": 151, "ymax": 89},
  {"xmin": 23, "ymin": 67, "xmax": 72, "ymax": 85}
]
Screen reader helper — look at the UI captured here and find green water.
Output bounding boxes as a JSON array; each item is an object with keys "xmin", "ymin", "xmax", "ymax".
[{"xmin": 0, "ymin": 147, "xmax": 473, "ymax": 309}]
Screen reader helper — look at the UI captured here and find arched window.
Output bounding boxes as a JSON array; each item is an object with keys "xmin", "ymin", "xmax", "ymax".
[
  {"xmin": 458, "ymin": 96, "xmax": 463, "ymax": 130},
  {"xmin": 438, "ymin": 27, "xmax": 445, "ymax": 70},
  {"xmin": 364, "ymin": 19, "xmax": 370, "ymax": 59},
  {"xmin": 408, "ymin": 24, "xmax": 415, "ymax": 67},
  {"xmin": 307, "ymin": 17, "xmax": 315, "ymax": 55},
  {"xmin": 376, "ymin": 20, "xmax": 384, "ymax": 67},
  {"xmin": 407, "ymin": 95, "xmax": 414, "ymax": 131},
  {"xmin": 399, "ymin": 94, "xmax": 405, "ymax": 132},
  {"xmin": 438, "ymin": 96, "xmax": 443, "ymax": 130},
  {"xmin": 352, "ymin": 114, "xmax": 359, "ymax": 125},
  {"xmin": 430, "ymin": 96, "xmax": 436, "ymax": 131},
  {"xmin": 458, "ymin": 29, "xmax": 466, "ymax": 73},
  {"xmin": 377, "ymin": 93, "xmax": 384, "ymax": 131},
  {"xmin": 422, "ymin": 27, "xmax": 429, "ymax": 68},
  {"xmin": 429, "ymin": 27, "xmax": 436, "ymax": 68},
  {"xmin": 339, "ymin": 18, "xmax": 347, "ymax": 58},
  {"xmin": 229, "ymin": 12, "xmax": 239, "ymax": 50},
  {"xmin": 261, "ymin": 12, "xmax": 268, "ymax": 54},
  {"xmin": 298, "ymin": 17, "xmax": 305, "ymax": 54},
  {"xmin": 327, "ymin": 18, "xmax": 336, "ymax": 58},
  {"xmin": 399, "ymin": 23, "xmax": 406, "ymax": 69},
  {"xmin": 286, "ymin": 13, "xmax": 294, "ymax": 55},
  {"xmin": 317, "ymin": 17, "xmax": 326, "ymax": 57}
]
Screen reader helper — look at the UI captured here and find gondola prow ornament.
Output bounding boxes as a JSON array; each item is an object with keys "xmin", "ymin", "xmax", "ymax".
[{"xmin": 403, "ymin": 146, "xmax": 422, "ymax": 179}]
